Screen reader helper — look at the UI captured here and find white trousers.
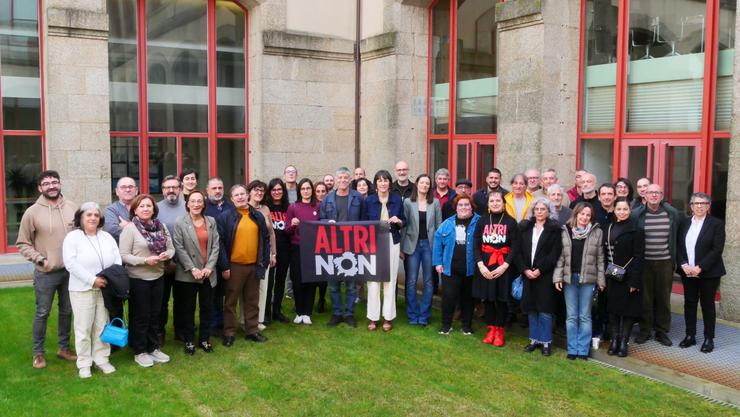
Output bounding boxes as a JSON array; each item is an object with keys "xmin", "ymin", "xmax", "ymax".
[
  {"xmin": 258, "ymin": 270, "xmax": 269, "ymax": 322},
  {"xmin": 69, "ymin": 289, "xmax": 110, "ymax": 368},
  {"xmin": 366, "ymin": 237, "xmax": 400, "ymax": 321}
]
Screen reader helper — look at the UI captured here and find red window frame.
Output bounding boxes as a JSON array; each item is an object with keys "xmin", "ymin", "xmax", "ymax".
[
  {"xmin": 0, "ymin": 0, "xmax": 46, "ymax": 253},
  {"xmin": 576, "ymin": 0, "xmax": 729, "ymax": 194},
  {"xmin": 426, "ymin": 0, "xmax": 502, "ymax": 190},
  {"xmin": 110, "ymin": 0, "xmax": 249, "ymax": 193}
]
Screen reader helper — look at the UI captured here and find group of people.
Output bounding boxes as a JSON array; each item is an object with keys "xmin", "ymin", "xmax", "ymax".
[{"xmin": 17, "ymin": 162, "xmax": 725, "ymax": 379}]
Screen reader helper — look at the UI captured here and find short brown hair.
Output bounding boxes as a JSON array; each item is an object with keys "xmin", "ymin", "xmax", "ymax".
[
  {"xmin": 452, "ymin": 194, "xmax": 476, "ymax": 212},
  {"xmin": 129, "ymin": 194, "xmax": 159, "ymax": 219},
  {"xmin": 185, "ymin": 190, "xmax": 206, "ymax": 213}
]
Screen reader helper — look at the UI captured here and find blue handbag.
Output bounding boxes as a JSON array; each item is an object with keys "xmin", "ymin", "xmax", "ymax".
[
  {"xmin": 100, "ymin": 317, "xmax": 128, "ymax": 347},
  {"xmin": 511, "ymin": 275, "xmax": 523, "ymax": 301}
]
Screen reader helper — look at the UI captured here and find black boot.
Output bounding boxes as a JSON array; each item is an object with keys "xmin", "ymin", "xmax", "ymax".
[
  {"xmin": 607, "ymin": 317, "xmax": 621, "ymax": 356},
  {"xmin": 617, "ymin": 337, "xmax": 629, "ymax": 357}
]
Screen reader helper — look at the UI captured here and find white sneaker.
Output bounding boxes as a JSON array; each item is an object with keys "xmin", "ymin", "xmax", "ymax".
[
  {"xmin": 149, "ymin": 349, "xmax": 170, "ymax": 364},
  {"xmin": 302, "ymin": 315, "xmax": 312, "ymax": 325},
  {"xmin": 96, "ymin": 362, "xmax": 116, "ymax": 374},
  {"xmin": 79, "ymin": 366, "xmax": 92, "ymax": 378},
  {"xmin": 293, "ymin": 315, "xmax": 303, "ymax": 324},
  {"xmin": 134, "ymin": 353, "xmax": 153, "ymax": 368},
  {"xmin": 258, "ymin": 323, "xmax": 267, "ymax": 331}
]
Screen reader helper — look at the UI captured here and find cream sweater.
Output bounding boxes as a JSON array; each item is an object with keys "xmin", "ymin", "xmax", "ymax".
[{"xmin": 119, "ymin": 222, "xmax": 175, "ymax": 280}]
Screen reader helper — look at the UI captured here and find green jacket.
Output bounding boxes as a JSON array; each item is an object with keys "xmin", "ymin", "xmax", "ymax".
[{"xmin": 631, "ymin": 201, "xmax": 683, "ymax": 264}]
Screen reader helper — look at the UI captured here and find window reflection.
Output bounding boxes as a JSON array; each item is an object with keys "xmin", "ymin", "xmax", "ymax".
[
  {"xmin": 217, "ymin": 1, "xmax": 246, "ymax": 134},
  {"xmin": 148, "ymin": 137, "xmax": 177, "ymax": 197},
  {"xmin": 0, "ymin": 0, "xmax": 41, "ymax": 130},
  {"xmin": 431, "ymin": 1, "xmax": 450, "ymax": 134},
  {"xmin": 715, "ymin": 0, "xmax": 736, "ymax": 131},
  {"xmin": 582, "ymin": 0, "xmax": 618, "ymax": 132},
  {"xmin": 455, "ymin": 0, "xmax": 497, "ymax": 134},
  {"xmin": 108, "ymin": 0, "xmax": 138, "ymax": 132},
  {"xmin": 147, "ymin": 0, "xmax": 208, "ymax": 132},
  {"xmin": 4, "ymin": 136, "xmax": 42, "ymax": 246},
  {"xmin": 110, "ymin": 137, "xmax": 141, "ymax": 197},
  {"xmin": 217, "ymin": 138, "xmax": 245, "ymax": 190}
]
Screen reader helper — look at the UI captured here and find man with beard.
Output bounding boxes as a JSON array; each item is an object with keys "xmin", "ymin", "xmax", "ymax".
[
  {"xmin": 204, "ymin": 177, "xmax": 233, "ymax": 335},
  {"xmin": 569, "ymin": 172, "xmax": 598, "ymax": 209},
  {"xmin": 533, "ymin": 169, "xmax": 570, "ymax": 207},
  {"xmin": 392, "ymin": 160, "xmax": 413, "ymax": 200},
  {"xmin": 156, "ymin": 175, "xmax": 187, "ymax": 343},
  {"xmin": 17, "ymin": 170, "xmax": 78, "ymax": 369},
  {"xmin": 473, "ymin": 168, "xmax": 509, "ymax": 215},
  {"xmin": 323, "ymin": 174, "xmax": 335, "ymax": 193}
]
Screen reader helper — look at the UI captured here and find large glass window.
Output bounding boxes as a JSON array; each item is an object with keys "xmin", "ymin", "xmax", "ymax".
[
  {"xmin": 108, "ymin": 0, "xmax": 138, "ymax": 132},
  {"xmin": 108, "ymin": 1, "xmax": 248, "ymax": 196},
  {"xmin": 711, "ymin": 139, "xmax": 728, "ymax": 219},
  {"xmin": 4, "ymin": 136, "xmax": 42, "ymax": 246},
  {"xmin": 455, "ymin": 0, "xmax": 497, "ymax": 134},
  {"xmin": 581, "ymin": 0, "xmax": 618, "ymax": 132},
  {"xmin": 430, "ymin": 1, "xmax": 451, "ymax": 135},
  {"xmin": 0, "ymin": 0, "xmax": 41, "ymax": 130},
  {"xmin": 715, "ymin": 0, "xmax": 736, "ymax": 131},
  {"xmin": 147, "ymin": 0, "xmax": 208, "ymax": 133},
  {"xmin": 580, "ymin": 139, "xmax": 613, "ymax": 184},
  {"xmin": 216, "ymin": 1, "xmax": 247, "ymax": 134},
  {"xmin": 626, "ymin": 0, "xmax": 706, "ymax": 132}
]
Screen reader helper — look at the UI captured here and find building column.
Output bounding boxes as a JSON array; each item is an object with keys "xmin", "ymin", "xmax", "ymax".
[
  {"xmin": 43, "ymin": 1, "xmax": 111, "ymax": 205},
  {"xmin": 719, "ymin": 1, "xmax": 740, "ymax": 322},
  {"xmin": 495, "ymin": 0, "xmax": 580, "ymax": 182}
]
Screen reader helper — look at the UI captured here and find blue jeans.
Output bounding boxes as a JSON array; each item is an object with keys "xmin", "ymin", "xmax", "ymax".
[
  {"xmin": 329, "ymin": 280, "xmax": 357, "ymax": 316},
  {"xmin": 528, "ymin": 312, "xmax": 553, "ymax": 344},
  {"xmin": 404, "ymin": 239, "xmax": 433, "ymax": 325},
  {"xmin": 563, "ymin": 273, "xmax": 595, "ymax": 355}
]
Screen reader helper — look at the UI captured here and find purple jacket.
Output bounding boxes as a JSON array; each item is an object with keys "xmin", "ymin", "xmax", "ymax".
[{"xmin": 285, "ymin": 201, "xmax": 320, "ymax": 245}]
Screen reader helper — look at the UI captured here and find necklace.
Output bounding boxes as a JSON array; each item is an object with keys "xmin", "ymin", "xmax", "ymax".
[
  {"xmin": 489, "ymin": 211, "xmax": 505, "ymax": 225},
  {"xmin": 85, "ymin": 232, "xmax": 105, "ymax": 270}
]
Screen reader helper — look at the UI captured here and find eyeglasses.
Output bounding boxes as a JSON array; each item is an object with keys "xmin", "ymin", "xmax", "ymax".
[
  {"xmin": 118, "ymin": 185, "xmax": 136, "ymax": 190},
  {"xmin": 690, "ymin": 202, "xmax": 710, "ymax": 206},
  {"xmin": 271, "ymin": 188, "xmax": 283, "ymax": 193},
  {"xmin": 162, "ymin": 186, "xmax": 179, "ymax": 190},
  {"xmin": 40, "ymin": 180, "xmax": 60, "ymax": 187},
  {"xmin": 647, "ymin": 191, "xmax": 663, "ymax": 195}
]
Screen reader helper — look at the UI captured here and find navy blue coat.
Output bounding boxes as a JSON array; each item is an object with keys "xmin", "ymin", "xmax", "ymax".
[
  {"xmin": 216, "ymin": 207, "xmax": 271, "ymax": 278},
  {"xmin": 363, "ymin": 193, "xmax": 406, "ymax": 244},
  {"xmin": 320, "ymin": 189, "xmax": 365, "ymax": 221}
]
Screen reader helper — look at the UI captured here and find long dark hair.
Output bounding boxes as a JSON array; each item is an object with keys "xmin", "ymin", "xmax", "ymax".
[
  {"xmin": 296, "ymin": 177, "xmax": 317, "ymax": 206},
  {"xmin": 410, "ymin": 174, "xmax": 434, "ymax": 204},
  {"xmin": 267, "ymin": 177, "xmax": 289, "ymax": 211}
]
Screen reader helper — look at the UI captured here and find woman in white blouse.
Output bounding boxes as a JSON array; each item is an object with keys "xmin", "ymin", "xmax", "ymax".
[{"xmin": 63, "ymin": 202, "xmax": 122, "ymax": 378}]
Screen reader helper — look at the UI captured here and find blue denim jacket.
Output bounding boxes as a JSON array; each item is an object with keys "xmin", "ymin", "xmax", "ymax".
[
  {"xmin": 320, "ymin": 189, "xmax": 365, "ymax": 221},
  {"xmin": 432, "ymin": 213, "xmax": 480, "ymax": 276}
]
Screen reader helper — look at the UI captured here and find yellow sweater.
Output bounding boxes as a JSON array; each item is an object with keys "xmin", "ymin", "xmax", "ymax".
[{"xmin": 231, "ymin": 208, "xmax": 258, "ymax": 264}]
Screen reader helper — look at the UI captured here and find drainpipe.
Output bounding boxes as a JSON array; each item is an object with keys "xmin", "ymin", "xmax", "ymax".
[{"xmin": 354, "ymin": 0, "xmax": 362, "ymax": 168}]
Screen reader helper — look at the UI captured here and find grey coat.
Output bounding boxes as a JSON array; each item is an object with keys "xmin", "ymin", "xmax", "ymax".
[
  {"xmin": 401, "ymin": 198, "xmax": 443, "ymax": 255},
  {"xmin": 553, "ymin": 224, "xmax": 606, "ymax": 288},
  {"xmin": 173, "ymin": 214, "xmax": 220, "ymax": 287}
]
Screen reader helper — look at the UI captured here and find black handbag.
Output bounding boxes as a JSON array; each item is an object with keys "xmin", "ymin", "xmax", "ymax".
[{"xmin": 606, "ymin": 223, "xmax": 632, "ymax": 282}]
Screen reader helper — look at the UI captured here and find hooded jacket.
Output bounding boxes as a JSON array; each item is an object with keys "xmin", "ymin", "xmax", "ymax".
[{"xmin": 16, "ymin": 194, "xmax": 78, "ymax": 272}]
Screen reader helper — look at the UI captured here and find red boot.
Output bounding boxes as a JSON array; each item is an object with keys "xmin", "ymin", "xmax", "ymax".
[
  {"xmin": 482, "ymin": 326, "xmax": 496, "ymax": 344},
  {"xmin": 493, "ymin": 326, "xmax": 505, "ymax": 347}
]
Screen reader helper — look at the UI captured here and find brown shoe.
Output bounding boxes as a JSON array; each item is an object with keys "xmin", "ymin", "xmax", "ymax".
[
  {"xmin": 33, "ymin": 354, "xmax": 46, "ymax": 369},
  {"xmin": 56, "ymin": 350, "xmax": 77, "ymax": 362},
  {"xmin": 382, "ymin": 320, "xmax": 393, "ymax": 332}
]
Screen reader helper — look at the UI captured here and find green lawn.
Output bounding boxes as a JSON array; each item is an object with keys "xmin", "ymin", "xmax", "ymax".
[{"xmin": 0, "ymin": 286, "xmax": 735, "ymax": 417}]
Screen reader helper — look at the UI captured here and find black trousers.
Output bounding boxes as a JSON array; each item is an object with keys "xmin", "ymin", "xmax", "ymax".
[
  {"xmin": 210, "ymin": 271, "xmax": 225, "ymax": 331},
  {"xmin": 158, "ymin": 268, "xmax": 177, "ymax": 338},
  {"xmin": 484, "ymin": 300, "xmax": 508, "ymax": 327},
  {"xmin": 441, "ymin": 274, "xmax": 473, "ymax": 329},
  {"xmin": 129, "ymin": 277, "xmax": 164, "ymax": 354},
  {"xmin": 289, "ymin": 245, "xmax": 317, "ymax": 316},
  {"xmin": 682, "ymin": 277, "xmax": 720, "ymax": 338},
  {"xmin": 267, "ymin": 246, "xmax": 290, "ymax": 318},
  {"xmin": 174, "ymin": 280, "xmax": 213, "ymax": 343}
]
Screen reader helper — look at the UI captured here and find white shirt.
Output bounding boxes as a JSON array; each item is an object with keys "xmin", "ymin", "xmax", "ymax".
[
  {"xmin": 684, "ymin": 216, "xmax": 705, "ymax": 267},
  {"xmin": 63, "ymin": 229, "xmax": 122, "ymax": 291},
  {"xmin": 531, "ymin": 224, "xmax": 544, "ymax": 265}
]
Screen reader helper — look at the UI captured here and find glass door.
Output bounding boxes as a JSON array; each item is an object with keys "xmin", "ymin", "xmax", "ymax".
[
  {"xmin": 452, "ymin": 140, "xmax": 495, "ymax": 190},
  {"xmin": 620, "ymin": 139, "xmax": 701, "ymax": 212}
]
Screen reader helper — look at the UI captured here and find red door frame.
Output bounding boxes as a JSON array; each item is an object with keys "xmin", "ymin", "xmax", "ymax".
[
  {"xmin": 0, "ymin": 0, "xmax": 46, "ymax": 253},
  {"xmin": 110, "ymin": 0, "xmax": 249, "ymax": 195},
  {"xmin": 426, "ymin": 0, "xmax": 501, "ymax": 179},
  {"xmin": 451, "ymin": 139, "xmax": 496, "ymax": 190}
]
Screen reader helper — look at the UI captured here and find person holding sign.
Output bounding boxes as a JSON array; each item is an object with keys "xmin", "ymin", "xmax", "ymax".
[
  {"xmin": 473, "ymin": 191, "xmax": 519, "ymax": 347},
  {"xmin": 286, "ymin": 178, "xmax": 322, "ymax": 325},
  {"xmin": 320, "ymin": 167, "xmax": 366, "ymax": 328},
  {"xmin": 363, "ymin": 170, "xmax": 405, "ymax": 332},
  {"xmin": 433, "ymin": 194, "xmax": 480, "ymax": 336}
]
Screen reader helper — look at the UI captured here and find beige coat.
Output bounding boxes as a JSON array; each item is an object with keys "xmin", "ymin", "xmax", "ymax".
[
  {"xmin": 553, "ymin": 225, "xmax": 606, "ymax": 288},
  {"xmin": 16, "ymin": 195, "xmax": 78, "ymax": 272},
  {"xmin": 172, "ymin": 215, "xmax": 220, "ymax": 286}
]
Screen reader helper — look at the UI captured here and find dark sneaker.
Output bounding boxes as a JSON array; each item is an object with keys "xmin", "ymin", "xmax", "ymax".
[
  {"xmin": 634, "ymin": 333, "xmax": 651, "ymax": 344},
  {"xmin": 462, "ymin": 327, "xmax": 473, "ymax": 335},
  {"xmin": 327, "ymin": 315, "xmax": 343, "ymax": 327},
  {"xmin": 246, "ymin": 333, "xmax": 268, "ymax": 343},
  {"xmin": 344, "ymin": 316, "xmax": 357, "ymax": 328}
]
